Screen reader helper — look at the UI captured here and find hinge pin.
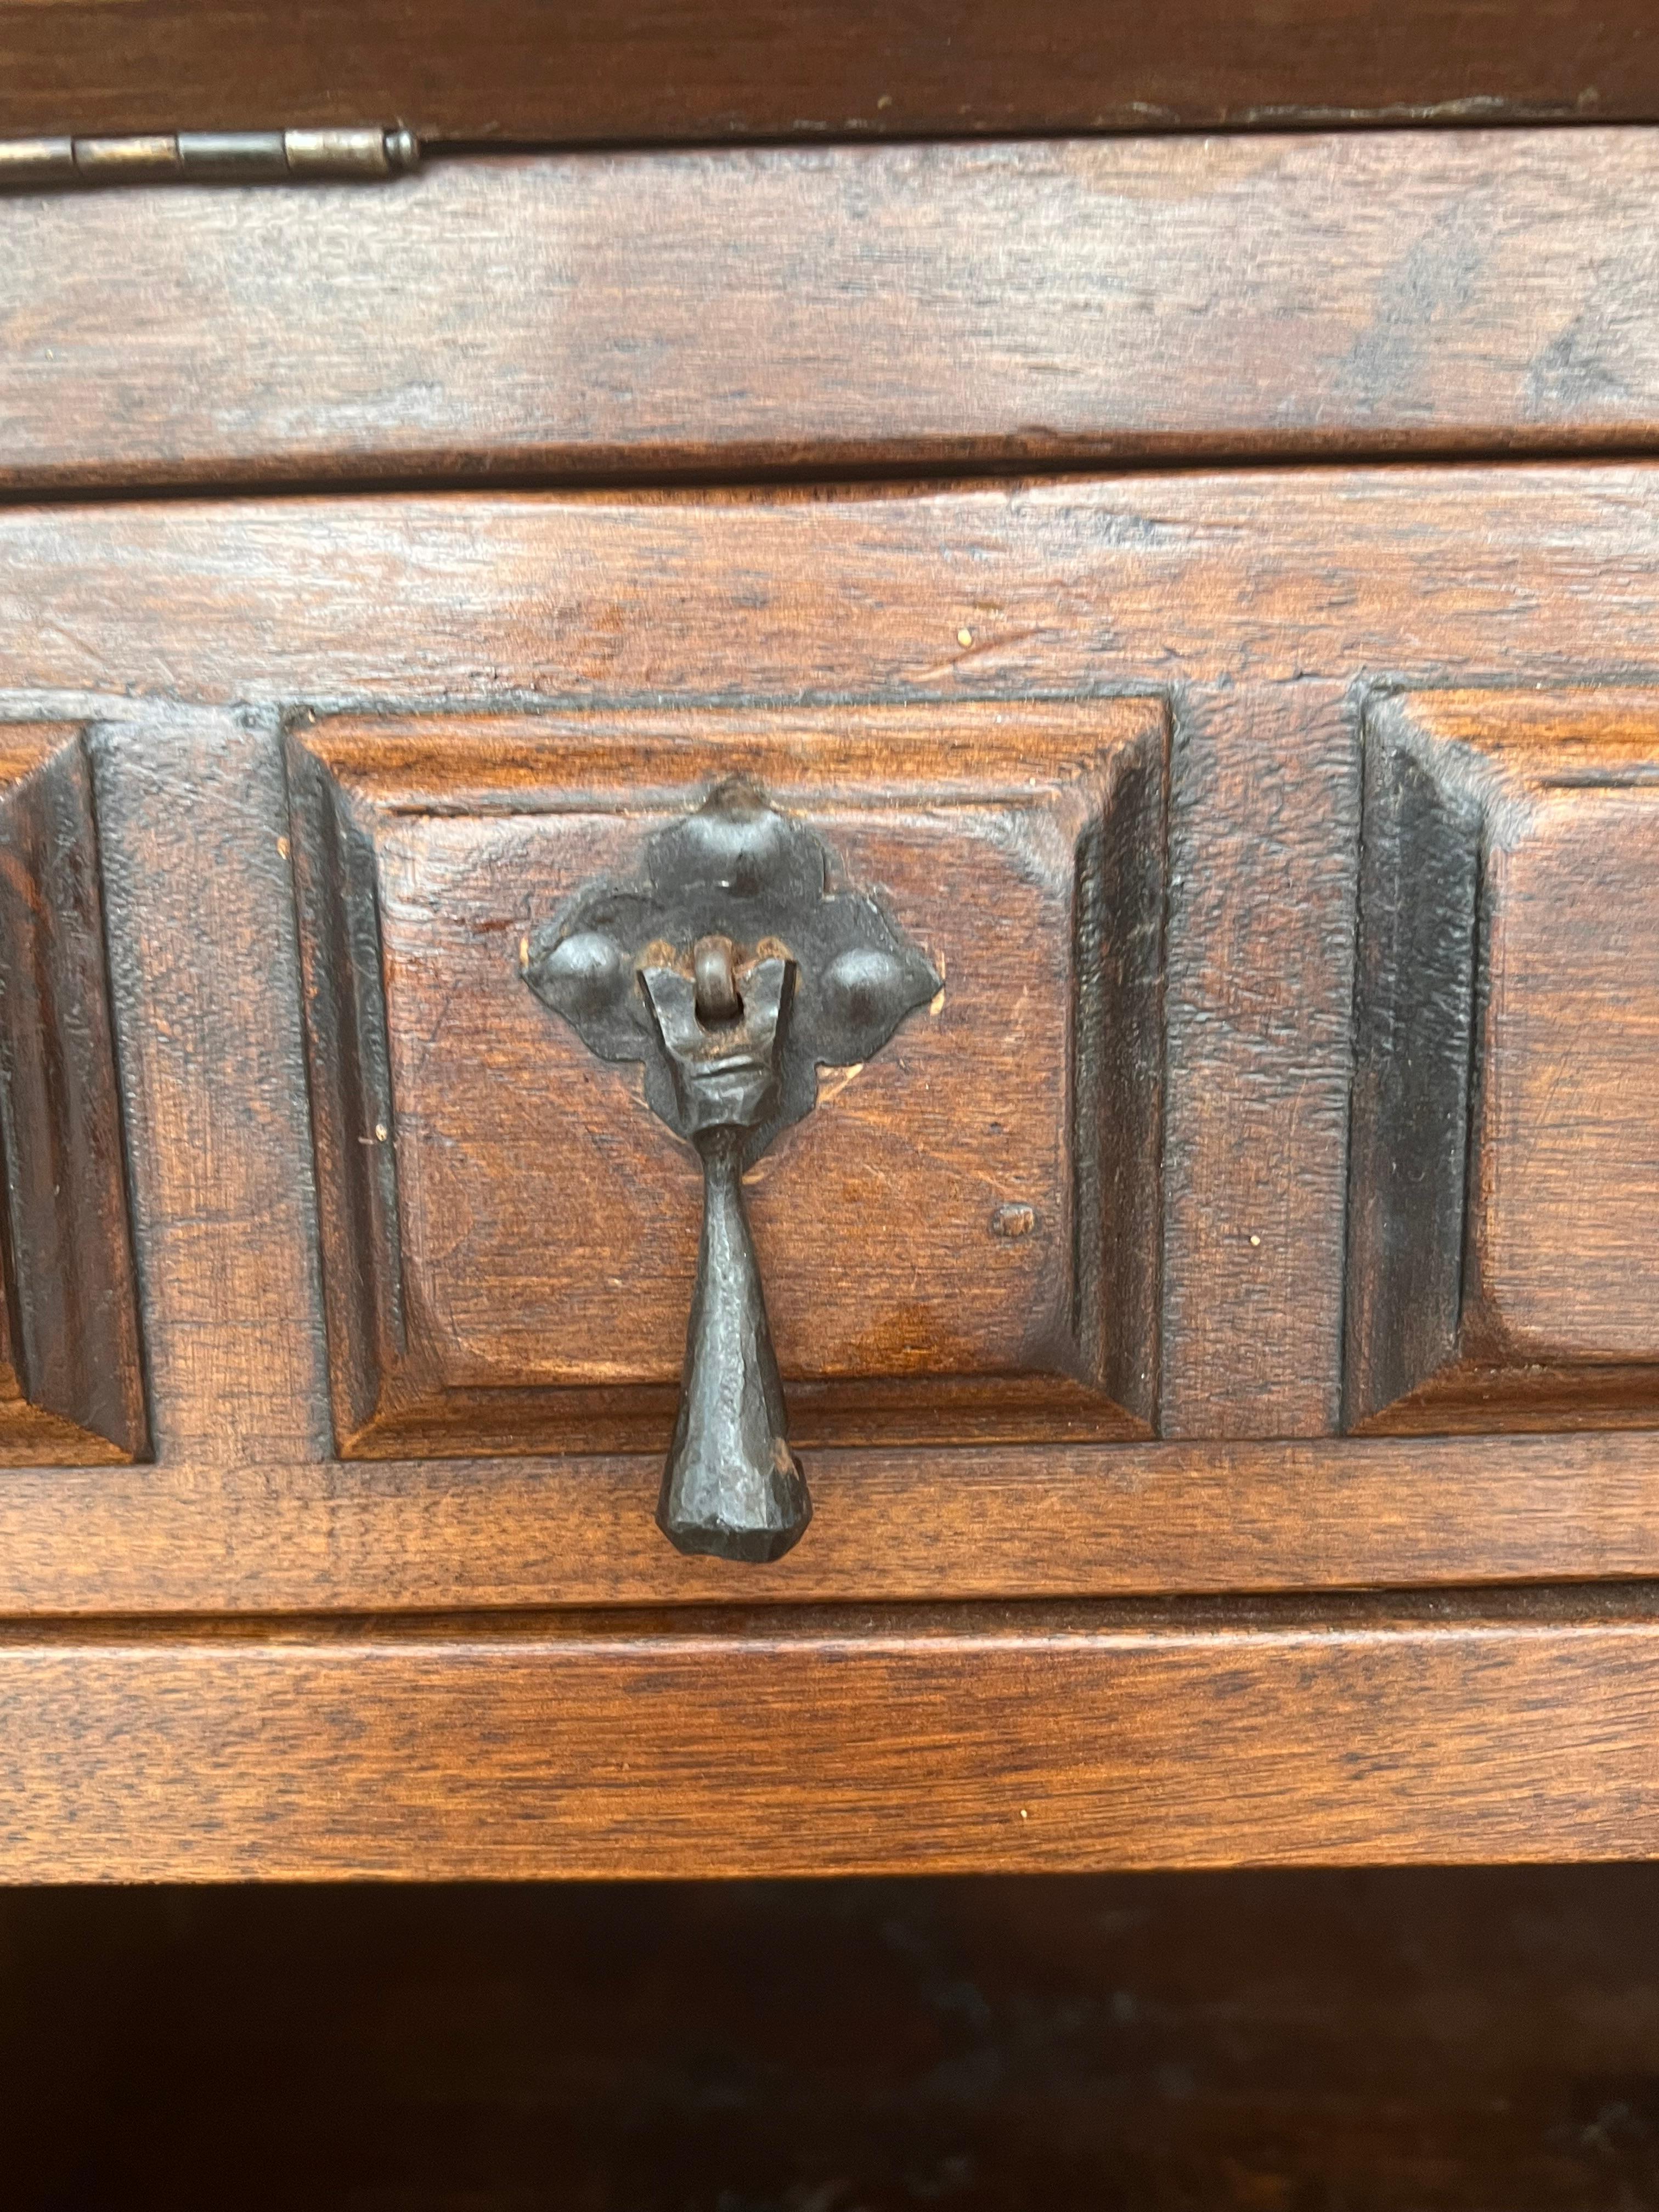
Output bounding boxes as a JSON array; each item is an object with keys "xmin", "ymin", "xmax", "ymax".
[{"xmin": 0, "ymin": 127, "xmax": 420, "ymax": 189}]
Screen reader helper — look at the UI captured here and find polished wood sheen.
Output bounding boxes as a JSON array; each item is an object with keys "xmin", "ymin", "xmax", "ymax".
[
  {"xmin": 0, "ymin": 0, "xmax": 1647, "ymax": 142},
  {"xmin": 3, "ymin": 1436, "xmax": 1659, "ymax": 1613},
  {"xmin": 5, "ymin": 462, "xmax": 1647, "ymax": 1471},
  {"xmin": 10, "ymin": 133, "xmax": 1659, "ymax": 493}
]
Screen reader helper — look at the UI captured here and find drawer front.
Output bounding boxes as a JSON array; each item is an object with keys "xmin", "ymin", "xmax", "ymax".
[{"xmin": 2, "ymin": 470, "xmax": 1659, "ymax": 1610}]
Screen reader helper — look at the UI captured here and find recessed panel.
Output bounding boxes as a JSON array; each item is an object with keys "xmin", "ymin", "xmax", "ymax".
[{"xmin": 289, "ymin": 703, "xmax": 1167, "ymax": 1457}]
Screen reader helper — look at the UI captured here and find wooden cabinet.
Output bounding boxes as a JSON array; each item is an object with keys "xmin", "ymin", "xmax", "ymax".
[{"xmin": 3, "ymin": 133, "xmax": 1659, "ymax": 1877}]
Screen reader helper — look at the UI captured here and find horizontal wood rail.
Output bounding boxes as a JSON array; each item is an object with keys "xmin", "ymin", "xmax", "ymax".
[
  {"xmin": 2, "ymin": 1441, "xmax": 1659, "ymax": 1616},
  {"xmin": 8, "ymin": 133, "xmax": 1659, "ymax": 492},
  {"xmin": 0, "ymin": 1592, "xmax": 1654, "ymax": 1877}
]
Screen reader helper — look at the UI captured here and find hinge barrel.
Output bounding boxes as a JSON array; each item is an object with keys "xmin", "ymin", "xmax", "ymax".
[{"xmin": 0, "ymin": 127, "xmax": 420, "ymax": 189}]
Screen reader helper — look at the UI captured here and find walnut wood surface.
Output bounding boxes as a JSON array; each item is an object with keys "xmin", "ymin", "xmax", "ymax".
[
  {"xmin": 89, "ymin": 713, "xmax": 332, "ymax": 1464},
  {"xmin": 3, "ymin": 1437, "xmax": 1659, "ymax": 1615},
  {"xmin": 12, "ymin": 133, "xmax": 1659, "ymax": 492},
  {"xmin": 1163, "ymin": 679, "xmax": 1358, "ymax": 1436},
  {"xmin": 0, "ymin": 1592, "xmax": 1654, "ymax": 1877},
  {"xmin": 289, "ymin": 704, "xmax": 1164, "ymax": 1455},
  {"xmin": 0, "ymin": 0, "xmax": 1646, "ymax": 142}
]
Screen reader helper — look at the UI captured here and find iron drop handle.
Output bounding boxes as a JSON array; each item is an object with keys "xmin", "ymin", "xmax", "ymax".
[
  {"xmin": 523, "ymin": 781, "xmax": 939, "ymax": 1562},
  {"xmin": 640, "ymin": 949, "xmax": 806, "ymax": 1559}
]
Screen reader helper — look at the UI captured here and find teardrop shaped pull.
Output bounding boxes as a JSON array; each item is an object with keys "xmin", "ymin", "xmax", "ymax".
[{"xmin": 659, "ymin": 1124, "xmax": 809, "ymax": 1561}]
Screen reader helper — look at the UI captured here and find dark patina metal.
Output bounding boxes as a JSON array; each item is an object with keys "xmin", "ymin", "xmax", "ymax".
[{"xmin": 523, "ymin": 779, "xmax": 939, "ymax": 1562}]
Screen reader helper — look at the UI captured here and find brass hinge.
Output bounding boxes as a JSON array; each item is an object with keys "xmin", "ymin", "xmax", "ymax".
[{"xmin": 0, "ymin": 127, "xmax": 420, "ymax": 190}]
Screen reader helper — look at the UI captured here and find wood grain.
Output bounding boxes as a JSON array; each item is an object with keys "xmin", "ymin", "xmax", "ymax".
[
  {"xmin": 8, "ymin": 120, "xmax": 1659, "ymax": 1888},
  {"xmin": 12, "ymin": 132, "xmax": 1659, "ymax": 492},
  {"xmin": 0, "ymin": 1592, "xmax": 1655, "ymax": 1877},
  {"xmin": 1345, "ymin": 707, "xmax": 1481, "ymax": 1426},
  {"xmin": 88, "ymin": 712, "xmax": 332, "ymax": 1462},
  {"xmin": 0, "ymin": 1435, "xmax": 1658, "ymax": 1615},
  {"xmin": 0, "ymin": 454, "xmax": 1650, "ymax": 1863},
  {"xmin": 0, "ymin": 0, "xmax": 1645, "ymax": 143},
  {"xmin": 289, "ymin": 703, "xmax": 1165, "ymax": 1455},
  {"xmin": 1160, "ymin": 680, "xmax": 1357, "ymax": 1438},
  {"xmin": 8, "ymin": 471, "xmax": 1657, "ymax": 709}
]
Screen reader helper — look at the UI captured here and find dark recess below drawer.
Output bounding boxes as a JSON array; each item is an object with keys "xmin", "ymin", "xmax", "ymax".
[{"xmin": 4, "ymin": 1866, "xmax": 1657, "ymax": 2210}]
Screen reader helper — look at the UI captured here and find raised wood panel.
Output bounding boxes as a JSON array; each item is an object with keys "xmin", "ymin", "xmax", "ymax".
[
  {"xmin": 0, "ymin": 1594, "xmax": 1654, "ymax": 1878},
  {"xmin": 288, "ymin": 704, "xmax": 1166, "ymax": 1455},
  {"xmin": 4, "ymin": 471, "xmax": 1659, "ymax": 1478},
  {"xmin": 0, "ymin": 476, "xmax": 1647, "ymax": 1864},
  {"xmin": 1348, "ymin": 691, "xmax": 1659, "ymax": 1433},
  {"xmin": 0, "ymin": 0, "xmax": 1644, "ymax": 142},
  {"xmin": 10, "ymin": 133, "xmax": 1659, "ymax": 494},
  {"xmin": 0, "ymin": 724, "xmax": 144, "ymax": 1464}
]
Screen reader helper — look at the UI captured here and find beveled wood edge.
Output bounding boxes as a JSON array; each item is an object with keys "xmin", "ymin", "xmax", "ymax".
[
  {"xmin": 7, "ymin": 1432, "xmax": 1659, "ymax": 1613},
  {"xmin": 1378, "ymin": 683, "xmax": 1659, "ymax": 785},
  {"xmin": 0, "ymin": 1590, "xmax": 1653, "ymax": 1877},
  {"xmin": 0, "ymin": 724, "xmax": 146, "ymax": 1460},
  {"xmin": 298, "ymin": 697, "xmax": 1168, "ymax": 800}
]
